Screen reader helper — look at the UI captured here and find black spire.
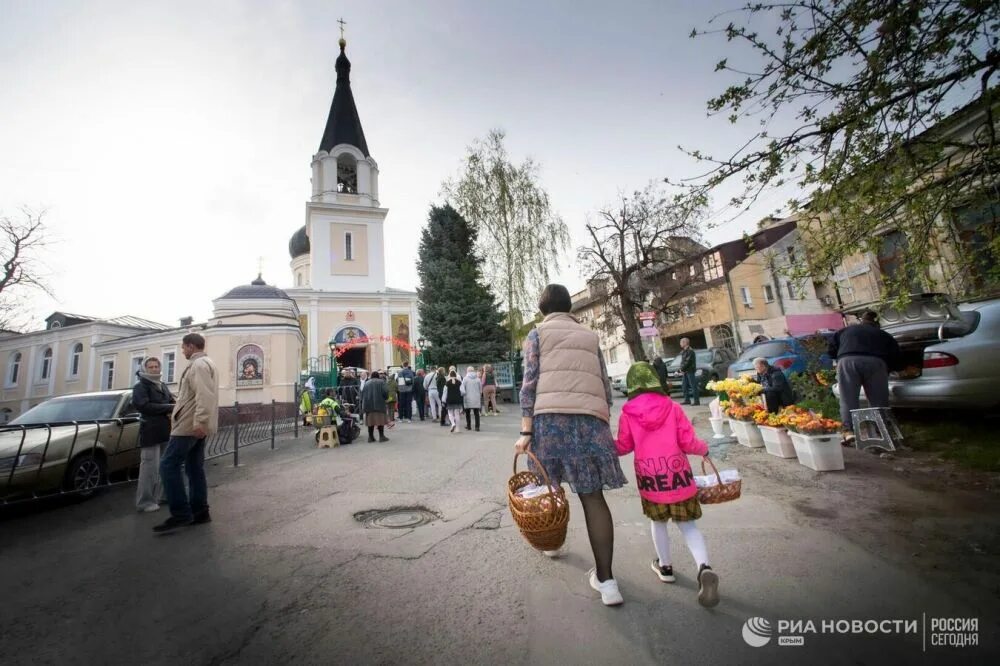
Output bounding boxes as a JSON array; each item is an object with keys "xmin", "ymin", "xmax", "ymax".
[{"xmin": 318, "ymin": 38, "xmax": 370, "ymax": 157}]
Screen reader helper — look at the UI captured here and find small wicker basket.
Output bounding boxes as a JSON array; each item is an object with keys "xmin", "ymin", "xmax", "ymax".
[
  {"xmin": 507, "ymin": 451, "xmax": 570, "ymax": 551},
  {"xmin": 696, "ymin": 457, "xmax": 742, "ymax": 505}
]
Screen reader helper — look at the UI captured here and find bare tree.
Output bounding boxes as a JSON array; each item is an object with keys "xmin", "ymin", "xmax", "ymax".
[
  {"xmin": 443, "ymin": 129, "xmax": 570, "ymax": 356},
  {"xmin": 577, "ymin": 185, "xmax": 705, "ymax": 362},
  {"xmin": 0, "ymin": 209, "xmax": 52, "ymax": 331}
]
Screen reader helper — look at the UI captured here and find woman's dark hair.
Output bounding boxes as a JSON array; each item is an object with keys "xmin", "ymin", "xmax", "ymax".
[
  {"xmin": 538, "ymin": 284, "xmax": 572, "ymax": 315},
  {"xmin": 449, "ymin": 370, "xmax": 457, "ymax": 378}
]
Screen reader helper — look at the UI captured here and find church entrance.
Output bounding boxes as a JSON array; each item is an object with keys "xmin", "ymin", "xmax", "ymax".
[{"xmin": 338, "ymin": 345, "xmax": 368, "ymax": 371}]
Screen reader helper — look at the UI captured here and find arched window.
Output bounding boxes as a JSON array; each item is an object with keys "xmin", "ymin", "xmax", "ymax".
[
  {"xmin": 40, "ymin": 348, "xmax": 53, "ymax": 381},
  {"xmin": 70, "ymin": 343, "xmax": 83, "ymax": 377},
  {"xmin": 296, "ymin": 272, "xmax": 303, "ymax": 286},
  {"xmin": 336, "ymin": 154, "xmax": 358, "ymax": 194},
  {"xmin": 7, "ymin": 352, "xmax": 21, "ymax": 386},
  {"xmin": 345, "ymin": 232, "xmax": 354, "ymax": 261}
]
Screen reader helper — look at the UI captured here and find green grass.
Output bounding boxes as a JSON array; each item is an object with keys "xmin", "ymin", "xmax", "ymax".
[{"xmin": 896, "ymin": 411, "xmax": 1000, "ymax": 473}]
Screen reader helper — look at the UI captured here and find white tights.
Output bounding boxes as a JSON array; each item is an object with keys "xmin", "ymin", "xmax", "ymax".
[{"xmin": 651, "ymin": 520, "xmax": 709, "ymax": 568}]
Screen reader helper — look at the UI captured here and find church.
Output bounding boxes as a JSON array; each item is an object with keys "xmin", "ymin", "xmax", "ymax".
[{"xmin": 286, "ymin": 34, "xmax": 420, "ymax": 373}]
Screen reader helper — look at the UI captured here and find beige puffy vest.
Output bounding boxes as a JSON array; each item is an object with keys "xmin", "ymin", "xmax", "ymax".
[{"xmin": 533, "ymin": 313, "xmax": 610, "ymax": 422}]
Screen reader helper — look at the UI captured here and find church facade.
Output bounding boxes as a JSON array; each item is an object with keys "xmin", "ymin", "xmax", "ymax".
[{"xmin": 286, "ymin": 35, "xmax": 420, "ymax": 372}]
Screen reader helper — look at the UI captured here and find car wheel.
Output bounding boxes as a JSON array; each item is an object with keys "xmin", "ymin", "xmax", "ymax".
[{"xmin": 64, "ymin": 453, "xmax": 107, "ymax": 498}]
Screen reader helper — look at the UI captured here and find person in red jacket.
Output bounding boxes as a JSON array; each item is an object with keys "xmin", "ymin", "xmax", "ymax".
[{"xmin": 615, "ymin": 361, "xmax": 720, "ymax": 608}]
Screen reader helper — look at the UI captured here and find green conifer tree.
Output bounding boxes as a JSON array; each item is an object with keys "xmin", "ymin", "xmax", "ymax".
[{"xmin": 417, "ymin": 204, "xmax": 508, "ymax": 366}]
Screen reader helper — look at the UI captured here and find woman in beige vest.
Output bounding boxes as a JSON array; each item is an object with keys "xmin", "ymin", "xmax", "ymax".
[{"xmin": 514, "ymin": 284, "xmax": 628, "ymax": 606}]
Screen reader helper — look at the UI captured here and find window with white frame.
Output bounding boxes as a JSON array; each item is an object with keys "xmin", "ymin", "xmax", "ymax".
[
  {"xmin": 345, "ymin": 232, "xmax": 354, "ymax": 261},
  {"xmin": 130, "ymin": 355, "xmax": 144, "ymax": 383},
  {"xmin": 163, "ymin": 351, "xmax": 176, "ymax": 383},
  {"xmin": 69, "ymin": 343, "xmax": 83, "ymax": 378},
  {"xmin": 764, "ymin": 285, "xmax": 775, "ymax": 302},
  {"xmin": 689, "ymin": 264, "xmax": 697, "ymax": 278},
  {"xmin": 786, "ymin": 281, "xmax": 797, "ymax": 300},
  {"xmin": 7, "ymin": 352, "xmax": 21, "ymax": 386},
  {"xmin": 101, "ymin": 359, "xmax": 115, "ymax": 390},
  {"xmin": 740, "ymin": 287, "xmax": 753, "ymax": 306},
  {"xmin": 40, "ymin": 347, "xmax": 53, "ymax": 381},
  {"xmin": 702, "ymin": 252, "xmax": 724, "ymax": 281},
  {"xmin": 608, "ymin": 346, "xmax": 618, "ymax": 364}
]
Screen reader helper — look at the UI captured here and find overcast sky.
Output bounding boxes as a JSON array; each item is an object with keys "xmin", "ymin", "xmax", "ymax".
[{"xmin": 1, "ymin": 0, "xmax": 789, "ymax": 330}]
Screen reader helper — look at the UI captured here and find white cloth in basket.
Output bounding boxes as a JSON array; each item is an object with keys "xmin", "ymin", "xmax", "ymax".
[
  {"xmin": 694, "ymin": 469, "xmax": 740, "ymax": 488},
  {"xmin": 516, "ymin": 483, "xmax": 561, "ymax": 499}
]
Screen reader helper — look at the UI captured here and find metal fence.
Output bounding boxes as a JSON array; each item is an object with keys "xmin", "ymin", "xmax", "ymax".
[{"xmin": 1, "ymin": 401, "xmax": 299, "ymax": 505}]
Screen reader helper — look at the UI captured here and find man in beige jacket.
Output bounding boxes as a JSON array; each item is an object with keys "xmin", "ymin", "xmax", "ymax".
[{"xmin": 154, "ymin": 333, "xmax": 219, "ymax": 533}]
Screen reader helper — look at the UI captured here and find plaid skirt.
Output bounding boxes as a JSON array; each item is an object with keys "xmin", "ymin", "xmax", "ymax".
[{"xmin": 642, "ymin": 495, "xmax": 702, "ymax": 522}]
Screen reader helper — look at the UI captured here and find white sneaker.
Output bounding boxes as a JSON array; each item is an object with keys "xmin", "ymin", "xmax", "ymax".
[
  {"xmin": 588, "ymin": 568, "xmax": 624, "ymax": 606},
  {"xmin": 138, "ymin": 504, "xmax": 160, "ymax": 513}
]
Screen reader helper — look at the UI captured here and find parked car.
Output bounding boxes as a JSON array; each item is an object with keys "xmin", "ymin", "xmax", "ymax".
[
  {"xmin": 611, "ymin": 376, "xmax": 628, "ymax": 397},
  {"xmin": 666, "ymin": 347, "xmax": 737, "ymax": 394},
  {"xmin": 833, "ymin": 296, "xmax": 1000, "ymax": 409},
  {"xmin": 0, "ymin": 390, "xmax": 141, "ymax": 501},
  {"xmin": 727, "ymin": 334, "xmax": 835, "ymax": 379}
]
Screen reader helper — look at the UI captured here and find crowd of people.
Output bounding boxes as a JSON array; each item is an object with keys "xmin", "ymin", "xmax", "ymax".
[{"xmin": 298, "ymin": 362, "xmax": 504, "ymax": 444}]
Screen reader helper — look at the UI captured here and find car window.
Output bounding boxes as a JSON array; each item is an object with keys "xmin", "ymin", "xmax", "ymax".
[
  {"xmin": 695, "ymin": 351, "xmax": 713, "ymax": 362},
  {"xmin": 737, "ymin": 341, "xmax": 792, "ymax": 362},
  {"xmin": 666, "ymin": 354, "xmax": 682, "ymax": 367},
  {"xmin": 118, "ymin": 397, "xmax": 139, "ymax": 417},
  {"xmin": 9, "ymin": 395, "xmax": 122, "ymax": 425}
]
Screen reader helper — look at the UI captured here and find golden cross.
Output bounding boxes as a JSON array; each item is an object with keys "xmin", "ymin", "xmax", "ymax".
[
  {"xmin": 338, "ymin": 17, "xmax": 346, "ymax": 40},
  {"xmin": 257, "ymin": 256, "xmax": 264, "ymax": 276}
]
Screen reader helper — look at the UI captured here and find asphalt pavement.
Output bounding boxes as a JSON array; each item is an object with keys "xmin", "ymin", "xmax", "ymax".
[{"xmin": 1, "ymin": 404, "xmax": 996, "ymax": 665}]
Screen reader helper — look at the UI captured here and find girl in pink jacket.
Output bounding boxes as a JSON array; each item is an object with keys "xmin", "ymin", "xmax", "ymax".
[{"xmin": 615, "ymin": 361, "xmax": 720, "ymax": 608}]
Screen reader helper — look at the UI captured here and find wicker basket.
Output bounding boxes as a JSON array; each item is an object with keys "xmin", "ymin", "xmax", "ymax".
[
  {"xmin": 696, "ymin": 457, "xmax": 742, "ymax": 505},
  {"xmin": 507, "ymin": 451, "xmax": 570, "ymax": 551}
]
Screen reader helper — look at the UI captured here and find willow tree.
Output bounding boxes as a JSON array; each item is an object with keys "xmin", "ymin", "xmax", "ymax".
[
  {"xmin": 675, "ymin": 0, "xmax": 1000, "ymax": 304},
  {"xmin": 444, "ymin": 129, "xmax": 570, "ymax": 355}
]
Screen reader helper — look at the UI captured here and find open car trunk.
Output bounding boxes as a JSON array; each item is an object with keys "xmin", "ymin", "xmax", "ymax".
[{"xmin": 842, "ymin": 293, "xmax": 976, "ymax": 379}]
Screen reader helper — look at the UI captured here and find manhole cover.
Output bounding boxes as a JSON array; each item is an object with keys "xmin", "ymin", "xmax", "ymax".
[{"xmin": 354, "ymin": 507, "xmax": 439, "ymax": 529}]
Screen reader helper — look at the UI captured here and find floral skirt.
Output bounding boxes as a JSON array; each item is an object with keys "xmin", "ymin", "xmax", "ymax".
[
  {"xmin": 528, "ymin": 413, "xmax": 628, "ymax": 495},
  {"xmin": 642, "ymin": 496, "xmax": 702, "ymax": 522}
]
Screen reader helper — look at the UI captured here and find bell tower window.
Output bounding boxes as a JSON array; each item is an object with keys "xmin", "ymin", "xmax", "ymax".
[
  {"xmin": 345, "ymin": 232, "xmax": 354, "ymax": 261},
  {"xmin": 337, "ymin": 155, "xmax": 357, "ymax": 194}
]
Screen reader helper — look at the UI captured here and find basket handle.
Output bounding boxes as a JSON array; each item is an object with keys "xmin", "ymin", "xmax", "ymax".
[
  {"xmin": 513, "ymin": 450, "xmax": 558, "ymax": 498},
  {"xmin": 700, "ymin": 456, "xmax": 722, "ymax": 486}
]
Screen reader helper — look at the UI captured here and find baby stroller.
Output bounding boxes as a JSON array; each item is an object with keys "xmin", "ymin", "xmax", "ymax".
[{"xmin": 337, "ymin": 400, "xmax": 362, "ymax": 444}]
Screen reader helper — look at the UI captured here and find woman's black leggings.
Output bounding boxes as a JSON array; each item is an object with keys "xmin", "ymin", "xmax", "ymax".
[
  {"xmin": 578, "ymin": 490, "xmax": 615, "ymax": 582},
  {"xmin": 367, "ymin": 426, "xmax": 385, "ymax": 439}
]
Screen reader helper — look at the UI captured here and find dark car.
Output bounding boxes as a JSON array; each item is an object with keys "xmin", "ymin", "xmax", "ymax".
[
  {"xmin": 727, "ymin": 334, "xmax": 835, "ymax": 379},
  {"xmin": 666, "ymin": 347, "xmax": 737, "ymax": 395}
]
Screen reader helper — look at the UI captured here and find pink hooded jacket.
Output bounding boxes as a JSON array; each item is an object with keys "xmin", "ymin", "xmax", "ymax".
[{"xmin": 615, "ymin": 392, "xmax": 709, "ymax": 505}]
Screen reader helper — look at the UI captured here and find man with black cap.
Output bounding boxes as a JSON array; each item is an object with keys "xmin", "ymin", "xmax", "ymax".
[{"xmin": 829, "ymin": 311, "xmax": 902, "ymax": 442}]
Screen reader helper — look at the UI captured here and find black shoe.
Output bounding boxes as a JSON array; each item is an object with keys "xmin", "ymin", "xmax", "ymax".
[
  {"xmin": 475, "ymin": 428, "xmax": 480, "ymax": 431},
  {"xmin": 192, "ymin": 511, "xmax": 212, "ymax": 525},
  {"xmin": 651, "ymin": 559, "xmax": 676, "ymax": 583},
  {"xmin": 465, "ymin": 426, "xmax": 471, "ymax": 430},
  {"xmin": 153, "ymin": 516, "xmax": 193, "ymax": 533},
  {"xmin": 682, "ymin": 401, "xmax": 691, "ymax": 405},
  {"xmin": 379, "ymin": 435, "xmax": 390, "ymax": 442},
  {"xmin": 697, "ymin": 564, "xmax": 720, "ymax": 608},
  {"xmin": 693, "ymin": 402, "xmax": 701, "ymax": 406},
  {"xmin": 368, "ymin": 436, "xmax": 376, "ymax": 443}
]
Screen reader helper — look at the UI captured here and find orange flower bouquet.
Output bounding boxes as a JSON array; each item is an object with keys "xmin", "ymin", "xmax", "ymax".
[
  {"xmin": 727, "ymin": 402, "xmax": 766, "ymax": 422},
  {"xmin": 783, "ymin": 413, "xmax": 842, "ymax": 435}
]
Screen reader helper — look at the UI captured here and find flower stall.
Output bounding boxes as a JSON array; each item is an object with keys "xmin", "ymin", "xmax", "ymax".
[
  {"xmin": 754, "ymin": 410, "xmax": 797, "ymax": 458},
  {"xmin": 707, "ymin": 378, "xmax": 766, "ymax": 448},
  {"xmin": 783, "ymin": 410, "xmax": 845, "ymax": 471}
]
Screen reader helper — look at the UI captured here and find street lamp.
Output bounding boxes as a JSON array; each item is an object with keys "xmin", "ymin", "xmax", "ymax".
[{"xmin": 417, "ymin": 337, "xmax": 426, "ymax": 350}]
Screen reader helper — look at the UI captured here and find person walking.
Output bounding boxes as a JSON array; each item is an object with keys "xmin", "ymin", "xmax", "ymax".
[
  {"xmin": 436, "ymin": 367, "xmax": 449, "ymax": 427},
  {"xmin": 515, "ymin": 284, "xmax": 628, "ymax": 606},
  {"xmin": 615, "ymin": 361, "xmax": 720, "ymax": 608},
  {"xmin": 154, "ymin": 333, "xmax": 218, "ymax": 533},
  {"xmin": 481, "ymin": 364, "xmax": 498, "ymax": 415},
  {"xmin": 678, "ymin": 338, "xmax": 700, "ymax": 406},
  {"xmin": 829, "ymin": 310, "xmax": 902, "ymax": 443},
  {"xmin": 751, "ymin": 357, "xmax": 795, "ymax": 413},
  {"xmin": 442, "ymin": 369, "xmax": 464, "ymax": 433},
  {"xmin": 360, "ymin": 371, "xmax": 390, "ymax": 442},
  {"xmin": 385, "ymin": 371, "xmax": 398, "ymax": 427},
  {"xmin": 425, "ymin": 367, "xmax": 442, "ymax": 422},
  {"xmin": 413, "ymin": 368, "xmax": 427, "ymax": 421},
  {"xmin": 397, "ymin": 362, "xmax": 415, "ymax": 422},
  {"xmin": 132, "ymin": 356, "xmax": 175, "ymax": 513},
  {"xmin": 461, "ymin": 366, "xmax": 483, "ymax": 431}
]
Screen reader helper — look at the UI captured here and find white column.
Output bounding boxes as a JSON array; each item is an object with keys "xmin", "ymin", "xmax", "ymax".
[
  {"xmin": 47, "ymin": 340, "xmax": 59, "ymax": 396},
  {"xmin": 381, "ymin": 300, "xmax": 391, "ymax": 367},
  {"xmin": 409, "ymin": 297, "xmax": 419, "ymax": 367},
  {"xmin": 86, "ymin": 335, "xmax": 99, "ymax": 391},
  {"xmin": 24, "ymin": 344, "xmax": 38, "ymax": 397},
  {"xmin": 309, "ymin": 300, "xmax": 319, "ymax": 360}
]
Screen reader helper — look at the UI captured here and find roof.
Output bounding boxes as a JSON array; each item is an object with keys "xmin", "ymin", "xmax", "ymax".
[
  {"xmin": 219, "ymin": 275, "xmax": 293, "ymax": 301},
  {"xmin": 289, "ymin": 225, "xmax": 310, "ymax": 259},
  {"xmin": 318, "ymin": 39, "xmax": 370, "ymax": 157},
  {"xmin": 45, "ymin": 311, "xmax": 171, "ymax": 330}
]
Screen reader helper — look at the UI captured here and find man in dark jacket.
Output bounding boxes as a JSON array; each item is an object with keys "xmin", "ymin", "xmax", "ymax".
[
  {"xmin": 829, "ymin": 310, "xmax": 902, "ymax": 437},
  {"xmin": 397, "ymin": 362, "xmax": 416, "ymax": 422},
  {"xmin": 678, "ymin": 337, "xmax": 700, "ymax": 406},
  {"xmin": 413, "ymin": 368, "xmax": 427, "ymax": 421},
  {"xmin": 132, "ymin": 357, "xmax": 175, "ymax": 513},
  {"xmin": 752, "ymin": 358, "xmax": 795, "ymax": 413},
  {"xmin": 360, "ymin": 371, "xmax": 390, "ymax": 442}
]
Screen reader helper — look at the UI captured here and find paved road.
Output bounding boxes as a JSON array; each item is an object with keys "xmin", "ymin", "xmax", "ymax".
[{"xmin": 1, "ymin": 406, "xmax": 996, "ymax": 665}]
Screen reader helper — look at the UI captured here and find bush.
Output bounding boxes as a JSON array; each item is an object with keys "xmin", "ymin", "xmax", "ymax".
[{"xmin": 789, "ymin": 372, "xmax": 841, "ymax": 419}]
